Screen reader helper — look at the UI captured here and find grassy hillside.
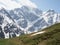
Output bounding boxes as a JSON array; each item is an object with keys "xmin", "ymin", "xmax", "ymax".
[{"xmin": 0, "ymin": 23, "xmax": 60, "ymax": 45}]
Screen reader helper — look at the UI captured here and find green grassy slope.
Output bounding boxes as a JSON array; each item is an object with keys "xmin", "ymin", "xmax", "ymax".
[{"xmin": 0, "ymin": 23, "xmax": 60, "ymax": 45}]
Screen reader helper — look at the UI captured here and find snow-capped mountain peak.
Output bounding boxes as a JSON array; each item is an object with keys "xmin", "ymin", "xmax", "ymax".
[{"xmin": 0, "ymin": 0, "xmax": 60, "ymax": 39}]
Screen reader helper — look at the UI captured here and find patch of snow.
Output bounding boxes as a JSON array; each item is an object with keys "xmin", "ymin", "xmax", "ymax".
[
  {"xmin": 4, "ymin": 32, "xmax": 9, "ymax": 39},
  {"xmin": 16, "ymin": 33, "xmax": 20, "ymax": 37},
  {"xmin": 31, "ymin": 31, "xmax": 45, "ymax": 36}
]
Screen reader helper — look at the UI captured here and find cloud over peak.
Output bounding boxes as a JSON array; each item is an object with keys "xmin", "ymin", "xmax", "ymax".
[{"xmin": 0, "ymin": 0, "xmax": 37, "ymax": 10}]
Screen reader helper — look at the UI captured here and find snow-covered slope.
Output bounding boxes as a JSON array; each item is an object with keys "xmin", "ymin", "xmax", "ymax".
[
  {"xmin": 8, "ymin": 7, "xmax": 60, "ymax": 34},
  {"xmin": 0, "ymin": 8, "xmax": 24, "ymax": 39},
  {"xmin": 0, "ymin": 0, "xmax": 60, "ymax": 39},
  {"xmin": 0, "ymin": 7, "xmax": 60, "ymax": 38}
]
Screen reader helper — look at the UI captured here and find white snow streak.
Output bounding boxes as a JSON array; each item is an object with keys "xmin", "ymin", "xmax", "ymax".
[{"xmin": 31, "ymin": 31, "xmax": 45, "ymax": 36}]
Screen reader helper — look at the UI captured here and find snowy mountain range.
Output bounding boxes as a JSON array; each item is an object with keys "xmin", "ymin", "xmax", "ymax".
[{"xmin": 0, "ymin": 0, "xmax": 60, "ymax": 39}]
